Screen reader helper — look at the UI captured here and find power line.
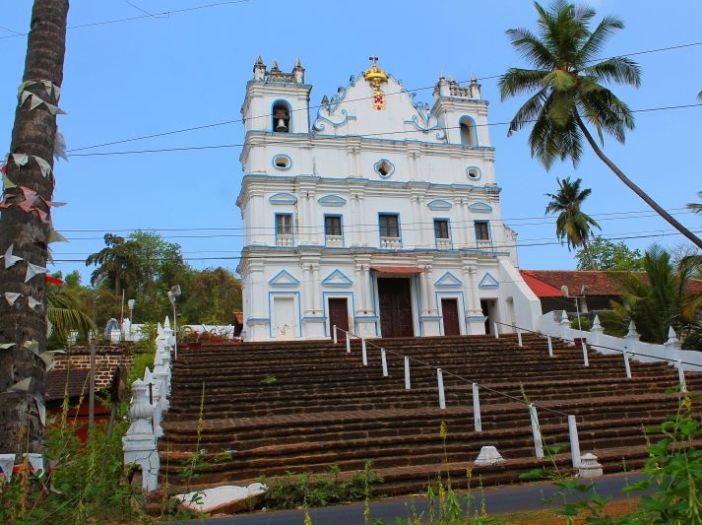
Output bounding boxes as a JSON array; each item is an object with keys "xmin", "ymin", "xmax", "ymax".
[
  {"xmin": 49, "ymin": 228, "xmax": 698, "ymax": 263},
  {"xmin": 64, "ymin": 39, "xmax": 702, "ymax": 154},
  {"xmin": 65, "ymin": 102, "xmax": 702, "ymax": 158},
  {"xmin": 51, "ymin": 206, "xmax": 694, "ymax": 233},
  {"xmin": 0, "ymin": 1, "xmax": 251, "ymax": 40}
]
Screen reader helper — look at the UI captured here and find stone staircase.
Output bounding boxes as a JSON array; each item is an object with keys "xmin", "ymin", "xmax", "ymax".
[{"xmin": 160, "ymin": 334, "xmax": 701, "ymax": 495}]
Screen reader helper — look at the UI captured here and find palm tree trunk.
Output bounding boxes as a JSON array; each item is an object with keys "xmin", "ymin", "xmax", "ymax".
[
  {"xmin": 575, "ymin": 113, "xmax": 702, "ymax": 250},
  {"xmin": 0, "ymin": 0, "xmax": 69, "ymax": 454}
]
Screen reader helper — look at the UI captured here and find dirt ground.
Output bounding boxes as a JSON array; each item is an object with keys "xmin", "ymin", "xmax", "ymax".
[{"xmin": 491, "ymin": 498, "xmax": 640, "ymax": 524}]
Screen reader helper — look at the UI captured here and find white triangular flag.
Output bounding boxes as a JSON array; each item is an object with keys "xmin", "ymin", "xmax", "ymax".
[
  {"xmin": 41, "ymin": 80, "xmax": 53, "ymax": 97},
  {"xmin": 8, "ymin": 378, "xmax": 31, "ymax": 392},
  {"xmin": 40, "ymin": 350, "xmax": 64, "ymax": 371},
  {"xmin": 20, "ymin": 90, "xmax": 32, "ymax": 105},
  {"xmin": 0, "ymin": 343, "xmax": 15, "ymax": 350},
  {"xmin": 28, "ymin": 296, "xmax": 42, "ymax": 311},
  {"xmin": 33, "ymin": 156, "xmax": 52, "ymax": 178},
  {"xmin": 3, "ymin": 244, "xmax": 23, "ymax": 269},
  {"xmin": 23, "ymin": 340, "xmax": 39, "ymax": 353},
  {"xmin": 24, "ymin": 453, "xmax": 44, "ymax": 473},
  {"xmin": 17, "ymin": 80, "xmax": 36, "ymax": 96},
  {"xmin": 32, "ymin": 398, "xmax": 46, "ymax": 427},
  {"xmin": 48, "ymin": 229, "xmax": 68, "ymax": 243},
  {"xmin": 0, "ymin": 454, "xmax": 16, "ymax": 482},
  {"xmin": 54, "ymin": 131, "xmax": 67, "ymax": 161},
  {"xmin": 4, "ymin": 292, "xmax": 21, "ymax": 306},
  {"xmin": 12, "ymin": 153, "xmax": 29, "ymax": 167},
  {"xmin": 2, "ymin": 172, "xmax": 17, "ymax": 190},
  {"xmin": 25, "ymin": 262, "xmax": 48, "ymax": 282},
  {"xmin": 29, "ymin": 94, "xmax": 44, "ymax": 111},
  {"xmin": 45, "ymin": 103, "xmax": 66, "ymax": 116}
]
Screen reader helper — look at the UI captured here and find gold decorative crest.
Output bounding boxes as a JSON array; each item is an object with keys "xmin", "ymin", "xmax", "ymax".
[{"xmin": 363, "ymin": 56, "xmax": 388, "ymax": 110}]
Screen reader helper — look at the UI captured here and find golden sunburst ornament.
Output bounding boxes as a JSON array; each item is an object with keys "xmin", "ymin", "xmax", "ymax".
[{"xmin": 363, "ymin": 56, "xmax": 388, "ymax": 110}]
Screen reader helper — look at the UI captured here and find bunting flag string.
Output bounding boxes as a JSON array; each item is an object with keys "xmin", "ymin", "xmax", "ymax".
[
  {"xmin": 54, "ymin": 131, "xmax": 67, "ymax": 161},
  {"xmin": 27, "ymin": 296, "xmax": 43, "ymax": 311},
  {"xmin": 0, "ymin": 343, "xmax": 15, "ymax": 350},
  {"xmin": 19, "ymin": 87, "xmax": 66, "ymax": 116},
  {"xmin": 4, "ymin": 292, "xmax": 21, "ymax": 306},
  {"xmin": 0, "ymin": 454, "xmax": 15, "ymax": 481},
  {"xmin": 2, "ymin": 244, "xmax": 23, "ymax": 269},
  {"xmin": 18, "ymin": 80, "xmax": 61, "ymax": 102},
  {"xmin": 25, "ymin": 262, "xmax": 49, "ymax": 283}
]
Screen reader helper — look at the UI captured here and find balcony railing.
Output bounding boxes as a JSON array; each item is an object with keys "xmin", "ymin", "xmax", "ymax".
[
  {"xmin": 435, "ymin": 238, "xmax": 452, "ymax": 250},
  {"xmin": 477, "ymin": 239, "xmax": 492, "ymax": 250},
  {"xmin": 325, "ymin": 235, "xmax": 343, "ymax": 247},
  {"xmin": 380, "ymin": 236, "xmax": 401, "ymax": 249},
  {"xmin": 276, "ymin": 233, "xmax": 293, "ymax": 247}
]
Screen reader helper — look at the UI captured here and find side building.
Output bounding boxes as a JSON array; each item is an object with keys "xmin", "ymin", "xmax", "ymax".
[{"xmin": 236, "ymin": 57, "xmax": 541, "ymax": 341}]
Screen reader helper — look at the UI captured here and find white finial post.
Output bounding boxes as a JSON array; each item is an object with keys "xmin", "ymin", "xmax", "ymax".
[
  {"xmin": 122, "ymin": 379, "xmax": 160, "ymax": 492},
  {"xmin": 529, "ymin": 403, "xmax": 544, "ymax": 459},
  {"xmin": 361, "ymin": 338, "xmax": 368, "ymax": 366},
  {"xmin": 404, "ymin": 356, "xmax": 411, "ymax": 390},
  {"xmin": 568, "ymin": 415, "xmax": 581, "ymax": 468},
  {"xmin": 381, "ymin": 348, "xmax": 388, "ymax": 377},
  {"xmin": 437, "ymin": 368, "xmax": 446, "ymax": 409},
  {"xmin": 472, "ymin": 383, "xmax": 482, "ymax": 432}
]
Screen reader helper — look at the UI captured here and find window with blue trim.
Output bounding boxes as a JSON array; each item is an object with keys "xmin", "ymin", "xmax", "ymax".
[
  {"xmin": 276, "ymin": 213, "xmax": 293, "ymax": 246},
  {"xmin": 474, "ymin": 220, "xmax": 490, "ymax": 241},
  {"xmin": 324, "ymin": 215, "xmax": 343, "ymax": 246},
  {"xmin": 379, "ymin": 214, "xmax": 400, "ymax": 238}
]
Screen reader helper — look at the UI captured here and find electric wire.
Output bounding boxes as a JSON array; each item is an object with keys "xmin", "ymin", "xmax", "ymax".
[
  {"xmin": 63, "ymin": 40, "xmax": 702, "ymax": 154},
  {"xmin": 64, "ymin": 102, "xmax": 702, "ymax": 158}
]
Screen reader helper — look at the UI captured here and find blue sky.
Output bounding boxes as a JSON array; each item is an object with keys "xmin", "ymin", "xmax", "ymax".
[{"xmin": 1, "ymin": 0, "xmax": 701, "ymax": 282}]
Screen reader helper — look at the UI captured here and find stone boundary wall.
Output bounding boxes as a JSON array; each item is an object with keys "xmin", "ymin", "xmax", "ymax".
[{"xmin": 53, "ymin": 346, "xmax": 134, "ymax": 389}]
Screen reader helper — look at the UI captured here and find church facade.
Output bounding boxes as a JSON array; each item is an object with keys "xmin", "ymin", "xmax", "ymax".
[{"xmin": 236, "ymin": 58, "xmax": 541, "ymax": 341}]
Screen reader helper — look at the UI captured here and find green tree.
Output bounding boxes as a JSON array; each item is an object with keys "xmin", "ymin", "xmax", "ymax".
[
  {"xmin": 575, "ymin": 236, "xmax": 643, "ymax": 270},
  {"xmin": 85, "ymin": 233, "xmax": 141, "ymax": 297},
  {"xmin": 0, "ymin": 0, "xmax": 69, "ymax": 454},
  {"xmin": 610, "ymin": 245, "xmax": 702, "ymax": 347},
  {"xmin": 180, "ymin": 267, "xmax": 242, "ymax": 324},
  {"xmin": 545, "ymin": 177, "xmax": 600, "ymax": 264},
  {"xmin": 499, "ymin": 1, "xmax": 702, "ymax": 250}
]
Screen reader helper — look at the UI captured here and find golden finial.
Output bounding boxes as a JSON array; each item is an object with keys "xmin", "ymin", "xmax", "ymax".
[{"xmin": 363, "ymin": 56, "xmax": 389, "ymax": 90}]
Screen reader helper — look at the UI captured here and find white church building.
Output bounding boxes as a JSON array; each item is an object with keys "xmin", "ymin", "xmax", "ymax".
[{"xmin": 236, "ymin": 58, "xmax": 541, "ymax": 341}]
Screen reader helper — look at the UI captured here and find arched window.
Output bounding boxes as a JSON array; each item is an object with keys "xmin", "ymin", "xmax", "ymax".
[
  {"xmin": 459, "ymin": 116, "xmax": 477, "ymax": 146},
  {"xmin": 272, "ymin": 100, "xmax": 291, "ymax": 133}
]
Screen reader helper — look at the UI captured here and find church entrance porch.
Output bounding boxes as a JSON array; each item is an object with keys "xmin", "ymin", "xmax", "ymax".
[{"xmin": 377, "ymin": 278, "xmax": 414, "ymax": 338}]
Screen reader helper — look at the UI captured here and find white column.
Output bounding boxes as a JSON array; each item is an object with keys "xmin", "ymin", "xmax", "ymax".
[
  {"xmin": 423, "ymin": 265, "xmax": 434, "ymax": 315},
  {"xmin": 302, "ymin": 263, "xmax": 313, "ymax": 316},
  {"xmin": 466, "ymin": 266, "xmax": 482, "ymax": 315},
  {"xmin": 362, "ymin": 264, "xmax": 372, "ymax": 314},
  {"xmin": 311, "ymin": 264, "xmax": 320, "ymax": 314}
]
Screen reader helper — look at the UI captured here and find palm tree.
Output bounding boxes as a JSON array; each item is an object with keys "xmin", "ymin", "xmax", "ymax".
[
  {"xmin": 689, "ymin": 191, "xmax": 702, "ymax": 216},
  {"xmin": 47, "ymin": 286, "xmax": 95, "ymax": 345},
  {"xmin": 0, "ymin": 0, "xmax": 69, "ymax": 454},
  {"xmin": 499, "ymin": 1, "xmax": 702, "ymax": 250},
  {"xmin": 611, "ymin": 246, "xmax": 702, "ymax": 346},
  {"xmin": 85, "ymin": 234, "xmax": 141, "ymax": 297},
  {"xmin": 545, "ymin": 177, "xmax": 600, "ymax": 265}
]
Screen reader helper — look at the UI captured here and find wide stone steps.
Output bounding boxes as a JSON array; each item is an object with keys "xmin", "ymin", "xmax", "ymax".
[{"xmin": 159, "ymin": 335, "xmax": 700, "ymax": 494}]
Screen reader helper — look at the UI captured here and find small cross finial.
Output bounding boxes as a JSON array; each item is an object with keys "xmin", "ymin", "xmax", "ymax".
[{"xmin": 369, "ymin": 56, "xmax": 379, "ymax": 67}]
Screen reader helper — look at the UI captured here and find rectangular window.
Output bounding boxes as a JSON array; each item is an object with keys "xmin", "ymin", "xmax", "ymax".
[
  {"xmin": 276, "ymin": 213, "xmax": 292, "ymax": 235},
  {"xmin": 474, "ymin": 220, "xmax": 490, "ymax": 241},
  {"xmin": 379, "ymin": 214, "xmax": 400, "ymax": 238},
  {"xmin": 324, "ymin": 215, "xmax": 342, "ymax": 236},
  {"xmin": 434, "ymin": 219, "xmax": 450, "ymax": 240}
]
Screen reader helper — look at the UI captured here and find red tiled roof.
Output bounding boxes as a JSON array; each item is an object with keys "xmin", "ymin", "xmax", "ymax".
[
  {"xmin": 521, "ymin": 269, "xmax": 702, "ymax": 298},
  {"xmin": 46, "ymin": 369, "xmax": 90, "ymax": 401},
  {"xmin": 520, "ymin": 271, "xmax": 563, "ymax": 297}
]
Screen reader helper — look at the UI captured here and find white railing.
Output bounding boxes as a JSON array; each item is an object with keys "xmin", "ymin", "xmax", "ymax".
[
  {"xmin": 325, "ymin": 235, "xmax": 343, "ymax": 247},
  {"xmin": 276, "ymin": 233, "xmax": 293, "ymax": 247},
  {"xmin": 537, "ymin": 310, "xmax": 702, "ymax": 373},
  {"xmin": 122, "ymin": 316, "xmax": 174, "ymax": 492},
  {"xmin": 435, "ymin": 238, "xmax": 452, "ymax": 250},
  {"xmin": 330, "ymin": 324, "xmax": 582, "ymax": 468},
  {"xmin": 476, "ymin": 239, "xmax": 492, "ymax": 250},
  {"xmin": 380, "ymin": 236, "xmax": 401, "ymax": 249}
]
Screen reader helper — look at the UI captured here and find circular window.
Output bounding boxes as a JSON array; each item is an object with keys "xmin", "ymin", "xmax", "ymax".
[
  {"xmin": 374, "ymin": 158, "xmax": 395, "ymax": 178},
  {"xmin": 272, "ymin": 154, "xmax": 292, "ymax": 170},
  {"xmin": 466, "ymin": 166, "xmax": 482, "ymax": 181}
]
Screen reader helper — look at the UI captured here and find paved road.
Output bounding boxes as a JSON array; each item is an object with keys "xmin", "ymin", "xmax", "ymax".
[{"xmin": 167, "ymin": 472, "xmax": 650, "ymax": 525}]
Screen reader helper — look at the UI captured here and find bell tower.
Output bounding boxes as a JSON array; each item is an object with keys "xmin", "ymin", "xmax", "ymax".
[{"xmin": 241, "ymin": 57, "xmax": 312, "ymax": 134}]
